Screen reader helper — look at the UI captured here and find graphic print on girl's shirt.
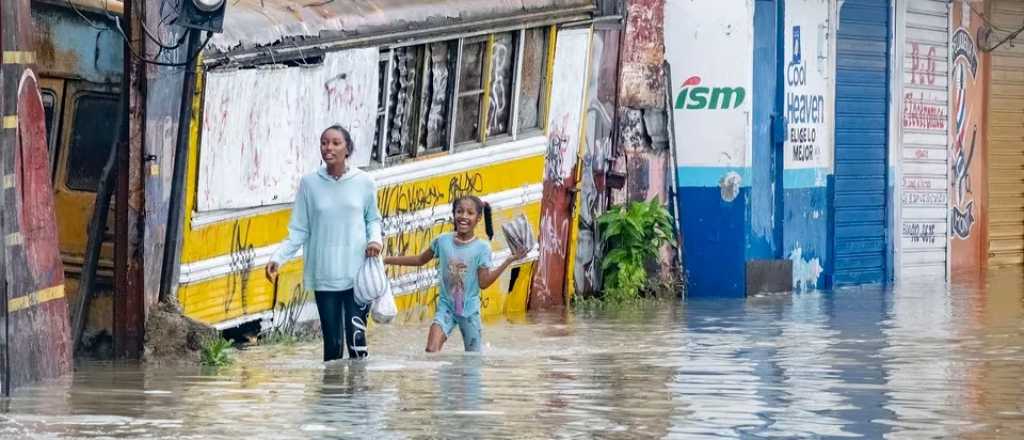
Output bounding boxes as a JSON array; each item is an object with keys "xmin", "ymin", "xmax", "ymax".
[{"xmin": 431, "ymin": 233, "xmax": 492, "ymax": 317}]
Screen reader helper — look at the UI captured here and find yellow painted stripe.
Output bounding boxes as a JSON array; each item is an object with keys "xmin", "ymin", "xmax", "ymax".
[
  {"xmin": 2, "ymin": 51, "xmax": 35, "ymax": 64},
  {"xmin": 8, "ymin": 285, "xmax": 65, "ymax": 313},
  {"xmin": 541, "ymin": 25, "xmax": 558, "ymax": 134},
  {"xmin": 2, "ymin": 174, "xmax": 14, "ymax": 189},
  {"xmin": 2, "ymin": 115, "xmax": 16, "ymax": 129}
]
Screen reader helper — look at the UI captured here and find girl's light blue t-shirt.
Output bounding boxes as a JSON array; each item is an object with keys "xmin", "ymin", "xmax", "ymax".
[
  {"xmin": 431, "ymin": 233, "xmax": 492, "ymax": 317},
  {"xmin": 271, "ymin": 167, "xmax": 383, "ymax": 292}
]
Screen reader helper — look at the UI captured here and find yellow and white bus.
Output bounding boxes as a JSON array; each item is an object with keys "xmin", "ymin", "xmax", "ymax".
[{"xmin": 170, "ymin": 0, "xmax": 600, "ymax": 329}]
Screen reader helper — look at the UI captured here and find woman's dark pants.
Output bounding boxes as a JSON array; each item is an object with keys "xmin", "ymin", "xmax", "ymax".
[{"xmin": 314, "ymin": 289, "xmax": 369, "ymax": 361}]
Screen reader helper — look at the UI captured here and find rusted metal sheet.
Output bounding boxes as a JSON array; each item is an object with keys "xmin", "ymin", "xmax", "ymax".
[
  {"xmin": 113, "ymin": 0, "xmax": 145, "ymax": 358},
  {"xmin": 618, "ymin": 0, "xmax": 664, "ymax": 109},
  {"xmin": 530, "ymin": 28, "xmax": 590, "ymax": 309},
  {"xmin": 207, "ymin": 0, "xmax": 595, "ymax": 56},
  {"xmin": 34, "ymin": 0, "xmax": 124, "ymax": 16},
  {"xmin": 2, "ymin": 0, "xmax": 73, "ymax": 394},
  {"xmin": 30, "ymin": 3, "xmax": 123, "ymax": 83},
  {"xmin": 142, "ymin": 0, "xmax": 187, "ymax": 312}
]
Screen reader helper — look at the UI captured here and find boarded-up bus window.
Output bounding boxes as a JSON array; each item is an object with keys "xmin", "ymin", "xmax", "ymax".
[
  {"xmin": 518, "ymin": 28, "xmax": 549, "ymax": 133},
  {"xmin": 487, "ymin": 32, "xmax": 516, "ymax": 137},
  {"xmin": 417, "ymin": 42, "xmax": 456, "ymax": 153},
  {"xmin": 455, "ymin": 38, "xmax": 486, "ymax": 144},
  {"xmin": 65, "ymin": 94, "xmax": 118, "ymax": 192},
  {"xmin": 387, "ymin": 46, "xmax": 421, "ymax": 158}
]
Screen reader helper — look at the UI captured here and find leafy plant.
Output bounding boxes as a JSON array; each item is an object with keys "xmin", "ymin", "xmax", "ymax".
[
  {"xmin": 200, "ymin": 337, "xmax": 234, "ymax": 367},
  {"xmin": 596, "ymin": 198, "xmax": 675, "ymax": 302}
]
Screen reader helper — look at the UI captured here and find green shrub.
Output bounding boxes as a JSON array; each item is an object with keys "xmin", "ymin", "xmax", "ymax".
[
  {"xmin": 200, "ymin": 337, "xmax": 234, "ymax": 367},
  {"xmin": 595, "ymin": 198, "xmax": 675, "ymax": 303}
]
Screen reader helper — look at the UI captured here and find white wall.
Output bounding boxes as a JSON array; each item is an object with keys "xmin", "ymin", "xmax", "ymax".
[
  {"xmin": 784, "ymin": 0, "xmax": 834, "ymax": 184},
  {"xmin": 665, "ymin": 0, "xmax": 754, "ymax": 176}
]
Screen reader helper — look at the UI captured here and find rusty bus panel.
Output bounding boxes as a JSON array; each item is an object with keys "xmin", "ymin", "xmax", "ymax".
[{"xmin": 1, "ymin": 0, "xmax": 73, "ymax": 394}]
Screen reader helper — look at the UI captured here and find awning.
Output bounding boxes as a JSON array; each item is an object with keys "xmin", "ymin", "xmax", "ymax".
[{"xmin": 206, "ymin": 0, "xmax": 596, "ymax": 65}]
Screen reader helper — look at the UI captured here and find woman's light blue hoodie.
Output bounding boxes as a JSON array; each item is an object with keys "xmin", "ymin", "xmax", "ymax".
[{"xmin": 271, "ymin": 167, "xmax": 383, "ymax": 292}]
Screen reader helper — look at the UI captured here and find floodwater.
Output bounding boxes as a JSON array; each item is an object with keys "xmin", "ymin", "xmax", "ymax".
[{"xmin": 1, "ymin": 270, "xmax": 1022, "ymax": 439}]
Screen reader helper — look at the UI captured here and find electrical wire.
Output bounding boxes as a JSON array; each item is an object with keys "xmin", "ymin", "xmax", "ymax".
[
  {"xmin": 64, "ymin": 0, "xmax": 208, "ymax": 67},
  {"xmin": 966, "ymin": 0, "xmax": 1009, "ymax": 33},
  {"xmin": 963, "ymin": 0, "xmax": 1024, "ymax": 52},
  {"xmin": 119, "ymin": 23, "xmax": 214, "ymax": 67}
]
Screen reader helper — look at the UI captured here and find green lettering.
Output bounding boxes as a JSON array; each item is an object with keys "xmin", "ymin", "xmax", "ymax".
[
  {"xmin": 675, "ymin": 88, "xmax": 688, "ymax": 109},
  {"xmin": 710, "ymin": 87, "xmax": 746, "ymax": 109},
  {"xmin": 686, "ymin": 87, "xmax": 709, "ymax": 109}
]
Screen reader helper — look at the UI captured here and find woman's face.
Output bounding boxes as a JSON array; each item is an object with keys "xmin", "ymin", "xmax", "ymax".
[{"xmin": 320, "ymin": 129, "xmax": 349, "ymax": 167}]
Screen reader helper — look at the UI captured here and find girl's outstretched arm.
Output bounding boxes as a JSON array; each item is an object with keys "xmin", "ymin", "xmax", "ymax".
[
  {"xmin": 384, "ymin": 248, "xmax": 435, "ymax": 267},
  {"xmin": 478, "ymin": 246, "xmax": 527, "ymax": 289}
]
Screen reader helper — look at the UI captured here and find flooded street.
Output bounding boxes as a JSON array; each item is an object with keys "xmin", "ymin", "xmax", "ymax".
[{"xmin": 2, "ymin": 270, "xmax": 1022, "ymax": 439}]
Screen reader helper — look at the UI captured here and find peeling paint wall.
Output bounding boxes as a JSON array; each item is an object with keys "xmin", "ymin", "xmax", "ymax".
[
  {"xmin": 1, "ymin": 0, "xmax": 73, "ymax": 393},
  {"xmin": 608, "ymin": 0, "xmax": 679, "ymax": 289},
  {"xmin": 782, "ymin": 0, "xmax": 833, "ymax": 291},
  {"xmin": 198, "ymin": 49, "xmax": 379, "ymax": 212},
  {"xmin": 142, "ymin": 0, "xmax": 187, "ymax": 310},
  {"xmin": 619, "ymin": 0, "xmax": 666, "ymax": 109},
  {"xmin": 665, "ymin": 0, "xmax": 754, "ymax": 296},
  {"xmin": 31, "ymin": 4, "xmax": 123, "ymax": 84},
  {"xmin": 573, "ymin": 28, "xmax": 620, "ymax": 296},
  {"xmin": 530, "ymin": 27, "xmax": 590, "ymax": 308}
]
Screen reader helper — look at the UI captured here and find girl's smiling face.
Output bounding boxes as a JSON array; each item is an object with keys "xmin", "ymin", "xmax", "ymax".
[
  {"xmin": 453, "ymin": 199, "xmax": 480, "ymax": 236},
  {"xmin": 320, "ymin": 128, "xmax": 348, "ymax": 167}
]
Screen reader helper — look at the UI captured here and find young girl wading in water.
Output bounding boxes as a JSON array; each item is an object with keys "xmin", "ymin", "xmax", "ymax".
[{"xmin": 384, "ymin": 196, "xmax": 526, "ymax": 352}]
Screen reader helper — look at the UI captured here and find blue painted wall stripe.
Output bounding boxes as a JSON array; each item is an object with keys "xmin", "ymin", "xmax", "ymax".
[
  {"xmin": 783, "ymin": 167, "xmax": 831, "ymax": 189},
  {"xmin": 676, "ymin": 167, "xmax": 752, "ymax": 188}
]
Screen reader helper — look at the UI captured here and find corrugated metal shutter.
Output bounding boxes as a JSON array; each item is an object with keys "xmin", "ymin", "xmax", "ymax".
[
  {"xmin": 988, "ymin": 0, "xmax": 1024, "ymax": 267},
  {"xmin": 899, "ymin": 0, "xmax": 949, "ymax": 280},
  {"xmin": 833, "ymin": 0, "xmax": 891, "ymax": 285}
]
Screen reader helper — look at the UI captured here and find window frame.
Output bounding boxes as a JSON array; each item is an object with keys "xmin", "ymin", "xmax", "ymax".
[
  {"xmin": 374, "ymin": 25, "xmax": 553, "ymax": 167},
  {"xmin": 38, "ymin": 77, "xmax": 66, "ymax": 179},
  {"xmin": 56, "ymin": 88, "xmax": 120, "ymax": 194}
]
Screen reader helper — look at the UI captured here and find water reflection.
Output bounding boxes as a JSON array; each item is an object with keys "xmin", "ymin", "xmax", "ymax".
[{"xmin": 0, "ymin": 269, "xmax": 1021, "ymax": 439}]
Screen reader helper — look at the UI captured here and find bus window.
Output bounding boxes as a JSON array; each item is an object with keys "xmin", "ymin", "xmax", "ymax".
[{"xmin": 65, "ymin": 94, "xmax": 118, "ymax": 192}]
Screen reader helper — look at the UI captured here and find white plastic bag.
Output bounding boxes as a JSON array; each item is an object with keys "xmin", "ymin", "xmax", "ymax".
[
  {"xmin": 354, "ymin": 256, "xmax": 390, "ymax": 306},
  {"xmin": 371, "ymin": 290, "xmax": 397, "ymax": 324}
]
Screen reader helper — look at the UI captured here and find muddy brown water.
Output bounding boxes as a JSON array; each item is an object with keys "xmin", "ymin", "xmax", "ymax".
[{"xmin": 1, "ymin": 269, "xmax": 1022, "ymax": 439}]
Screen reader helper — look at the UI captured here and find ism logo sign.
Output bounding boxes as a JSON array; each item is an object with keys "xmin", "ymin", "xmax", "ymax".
[{"xmin": 674, "ymin": 75, "xmax": 746, "ymax": 110}]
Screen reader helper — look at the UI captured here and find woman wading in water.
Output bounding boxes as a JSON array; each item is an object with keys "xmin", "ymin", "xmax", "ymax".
[{"xmin": 266, "ymin": 125, "xmax": 383, "ymax": 361}]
